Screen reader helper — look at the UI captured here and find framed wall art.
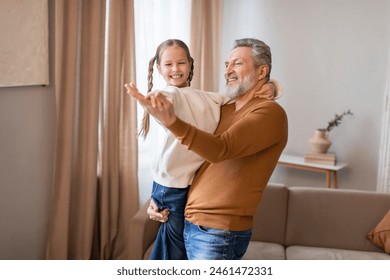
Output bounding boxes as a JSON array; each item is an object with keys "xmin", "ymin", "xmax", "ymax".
[{"xmin": 0, "ymin": 0, "xmax": 49, "ymax": 87}]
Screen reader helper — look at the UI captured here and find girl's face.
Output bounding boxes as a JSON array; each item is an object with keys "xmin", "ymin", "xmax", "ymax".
[{"xmin": 157, "ymin": 45, "xmax": 191, "ymax": 88}]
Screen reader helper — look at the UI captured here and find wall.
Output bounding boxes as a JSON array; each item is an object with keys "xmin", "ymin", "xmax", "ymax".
[
  {"xmin": 221, "ymin": 0, "xmax": 390, "ymax": 191},
  {"xmin": 0, "ymin": 2, "xmax": 55, "ymax": 259}
]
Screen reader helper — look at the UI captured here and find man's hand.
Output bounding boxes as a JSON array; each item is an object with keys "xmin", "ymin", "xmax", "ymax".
[
  {"xmin": 124, "ymin": 83, "xmax": 177, "ymax": 127},
  {"xmin": 147, "ymin": 199, "xmax": 169, "ymax": 223}
]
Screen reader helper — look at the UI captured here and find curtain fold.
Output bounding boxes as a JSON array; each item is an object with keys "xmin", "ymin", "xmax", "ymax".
[
  {"xmin": 377, "ymin": 49, "xmax": 390, "ymax": 193},
  {"xmin": 190, "ymin": 0, "xmax": 223, "ymax": 91},
  {"xmin": 97, "ymin": 0, "xmax": 139, "ymax": 260},
  {"xmin": 46, "ymin": 0, "xmax": 138, "ymax": 260}
]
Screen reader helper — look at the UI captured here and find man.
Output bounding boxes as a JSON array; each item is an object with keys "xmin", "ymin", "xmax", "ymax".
[{"xmin": 128, "ymin": 38, "xmax": 288, "ymax": 259}]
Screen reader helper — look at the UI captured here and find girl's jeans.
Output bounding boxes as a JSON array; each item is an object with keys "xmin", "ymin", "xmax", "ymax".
[{"xmin": 150, "ymin": 181, "xmax": 188, "ymax": 260}]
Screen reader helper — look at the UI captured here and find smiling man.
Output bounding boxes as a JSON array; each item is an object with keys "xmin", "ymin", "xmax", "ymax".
[{"xmin": 128, "ymin": 38, "xmax": 288, "ymax": 260}]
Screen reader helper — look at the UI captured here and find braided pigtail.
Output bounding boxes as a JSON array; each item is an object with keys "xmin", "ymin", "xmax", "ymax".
[
  {"xmin": 187, "ymin": 56, "xmax": 194, "ymax": 86},
  {"xmin": 139, "ymin": 57, "xmax": 157, "ymax": 138}
]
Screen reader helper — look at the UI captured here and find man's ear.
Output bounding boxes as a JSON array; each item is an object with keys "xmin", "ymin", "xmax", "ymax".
[{"xmin": 258, "ymin": 65, "xmax": 269, "ymax": 81}]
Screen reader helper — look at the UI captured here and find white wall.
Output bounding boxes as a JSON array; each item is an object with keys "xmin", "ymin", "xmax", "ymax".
[{"xmin": 221, "ymin": 0, "xmax": 390, "ymax": 191}]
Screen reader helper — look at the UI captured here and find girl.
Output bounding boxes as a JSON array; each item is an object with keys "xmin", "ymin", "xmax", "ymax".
[{"xmin": 125, "ymin": 39, "xmax": 281, "ymax": 260}]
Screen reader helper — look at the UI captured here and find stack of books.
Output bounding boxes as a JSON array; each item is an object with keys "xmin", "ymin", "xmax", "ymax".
[{"xmin": 304, "ymin": 153, "xmax": 337, "ymax": 166}]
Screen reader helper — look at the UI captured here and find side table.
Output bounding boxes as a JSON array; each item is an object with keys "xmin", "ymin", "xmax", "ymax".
[{"xmin": 277, "ymin": 154, "xmax": 348, "ymax": 188}]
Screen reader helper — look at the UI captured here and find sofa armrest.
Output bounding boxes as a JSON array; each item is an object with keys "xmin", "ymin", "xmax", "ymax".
[
  {"xmin": 128, "ymin": 199, "xmax": 160, "ymax": 259},
  {"xmin": 251, "ymin": 183, "xmax": 288, "ymax": 245}
]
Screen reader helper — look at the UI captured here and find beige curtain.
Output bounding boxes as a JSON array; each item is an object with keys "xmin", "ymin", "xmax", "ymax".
[
  {"xmin": 190, "ymin": 0, "xmax": 223, "ymax": 91},
  {"xmin": 46, "ymin": 0, "xmax": 138, "ymax": 260}
]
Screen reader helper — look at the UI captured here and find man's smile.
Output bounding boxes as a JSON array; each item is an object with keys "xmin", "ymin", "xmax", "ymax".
[{"xmin": 226, "ymin": 76, "xmax": 238, "ymax": 84}]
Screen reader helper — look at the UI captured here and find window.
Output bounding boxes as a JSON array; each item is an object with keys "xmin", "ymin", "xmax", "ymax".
[{"xmin": 134, "ymin": 0, "xmax": 191, "ymax": 204}]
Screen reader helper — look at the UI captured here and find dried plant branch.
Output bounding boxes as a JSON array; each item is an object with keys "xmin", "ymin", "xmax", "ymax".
[{"xmin": 319, "ymin": 109, "xmax": 354, "ymax": 132}]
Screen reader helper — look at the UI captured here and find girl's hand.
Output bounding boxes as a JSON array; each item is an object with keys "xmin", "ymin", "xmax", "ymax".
[
  {"xmin": 253, "ymin": 80, "xmax": 283, "ymax": 100},
  {"xmin": 147, "ymin": 199, "xmax": 169, "ymax": 223},
  {"xmin": 254, "ymin": 82, "xmax": 275, "ymax": 100}
]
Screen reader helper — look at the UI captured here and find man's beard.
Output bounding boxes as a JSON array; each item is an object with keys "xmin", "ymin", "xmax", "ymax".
[{"xmin": 224, "ymin": 72, "xmax": 257, "ymax": 99}]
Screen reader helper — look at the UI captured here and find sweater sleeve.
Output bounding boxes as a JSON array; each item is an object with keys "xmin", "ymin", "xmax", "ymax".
[{"xmin": 167, "ymin": 100, "xmax": 288, "ymax": 163}]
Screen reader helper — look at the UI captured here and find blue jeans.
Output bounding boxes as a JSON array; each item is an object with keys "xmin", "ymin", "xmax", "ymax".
[
  {"xmin": 150, "ymin": 181, "xmax": 188, "ymax": 260},
  {"xmin": 183, "ymin": 219, "xmax": 252, "ymax": 260}
]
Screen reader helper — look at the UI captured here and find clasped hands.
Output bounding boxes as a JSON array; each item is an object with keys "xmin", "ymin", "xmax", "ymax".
[
  {"xmin": 124, "ymin": 83, "xmax": 177, "ymax": 127},
  {"xmin": 146, "ymin": 199, "xmax": 169, "ymax": 223}
]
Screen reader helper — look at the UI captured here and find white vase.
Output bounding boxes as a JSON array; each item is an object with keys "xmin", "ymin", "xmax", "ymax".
[{"xmin": 309, "ymin": 130, "xmax": 332, "ymax": 153}]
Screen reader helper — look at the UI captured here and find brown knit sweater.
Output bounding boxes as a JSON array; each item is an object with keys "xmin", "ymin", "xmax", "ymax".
[{"xmin": 167, "ymin": 97, "xmax": 288, "ymax": 231}]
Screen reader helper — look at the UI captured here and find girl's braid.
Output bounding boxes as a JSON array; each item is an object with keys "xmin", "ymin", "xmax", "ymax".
[
  {"xmin": 147, "ymin": 57, "xmax": 156, "ymax": 92},
  {"xmin": 139, "ymin": 57, "xmax": 157, "ymax": 138},
  {"xmin": 187, "ymin": 57, "xmax": 194, "ymax": 86}
]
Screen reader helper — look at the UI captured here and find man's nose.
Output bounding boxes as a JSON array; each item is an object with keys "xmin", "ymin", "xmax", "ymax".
[{"xmin": 225, "ymin": 64, "xmax": 233, "ymax": 76}]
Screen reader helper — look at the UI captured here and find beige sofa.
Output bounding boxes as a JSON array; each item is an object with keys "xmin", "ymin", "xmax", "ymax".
[{"xmin": 129, "ymin": 184, "xmax": 390, "ymax": 260}]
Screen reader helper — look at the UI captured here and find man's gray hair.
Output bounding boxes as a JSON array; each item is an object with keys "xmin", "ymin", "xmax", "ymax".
[{"xmin": 233, "ymin": 38, "xmax": 272, "ymax": 80}]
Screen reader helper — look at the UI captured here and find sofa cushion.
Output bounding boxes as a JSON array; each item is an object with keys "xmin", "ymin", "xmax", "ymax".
[
  {"xmin": 286, "ymin": 245, "xmax": 390, "ymax": 260},
  {"xmin": 368, "ymin": 209, "xmax": 390, "ymax": 254},
  {"xmin": 286, "ymin": 187, "xmax": 390, "ymax": 252},
  {"xmin": 243, "ymin": 241, "xmax": 286, "ymax": 260}
]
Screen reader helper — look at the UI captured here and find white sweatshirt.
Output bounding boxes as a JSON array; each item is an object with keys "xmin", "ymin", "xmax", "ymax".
[{"xmin": 151, "ymin": 86, "xmax": 229, "ymax": 189}]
